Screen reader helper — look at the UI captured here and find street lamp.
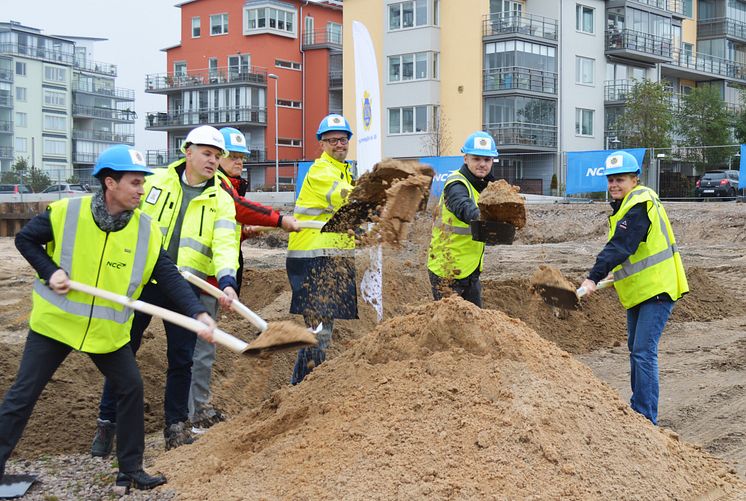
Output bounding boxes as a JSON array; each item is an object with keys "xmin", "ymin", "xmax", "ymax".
[{"xmin": 268, "ymin": 73, "xmax": 279, "ymax": 192}]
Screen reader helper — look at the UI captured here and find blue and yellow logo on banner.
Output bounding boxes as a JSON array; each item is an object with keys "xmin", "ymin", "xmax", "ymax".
[{"xmin": 362, "ymin": 90, "xmax": 372, "ymax": 131}]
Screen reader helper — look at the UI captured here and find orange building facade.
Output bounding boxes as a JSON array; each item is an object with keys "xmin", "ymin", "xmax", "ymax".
[{"xmin": 145, "ymin": 0, "xmax": 342, "ymax": 190}]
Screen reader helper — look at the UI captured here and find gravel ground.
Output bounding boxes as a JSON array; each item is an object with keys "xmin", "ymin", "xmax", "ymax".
[{"xmin": 5, "ymin": 433, "xmax": 177, "ymax": 500}]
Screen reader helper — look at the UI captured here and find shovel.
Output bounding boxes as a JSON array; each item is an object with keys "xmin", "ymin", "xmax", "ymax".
[
  {"xmin": 536, "ymin": 277, "xmax": 614, "ymax": 310},
  {"xmin": 179, "ymin": 270, "xmax": 318, "ymax": 355}
]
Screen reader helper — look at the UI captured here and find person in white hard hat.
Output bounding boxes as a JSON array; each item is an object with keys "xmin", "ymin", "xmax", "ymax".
[{"xmin": 92, "ymin": 126, "xmax": 239, "ymax": 453}]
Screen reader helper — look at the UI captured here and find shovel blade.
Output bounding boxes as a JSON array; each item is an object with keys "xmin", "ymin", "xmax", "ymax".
[
  {"xmin": 321, "ymin": 200, "xmax": 378, "ymax": 233},
  {"xmin": 535, "ymin": 285, "xmax": 580, "ymax": 310},
  {"xmin": 242, "ymin": 321, "xmax": 318, "ymax": 356}
]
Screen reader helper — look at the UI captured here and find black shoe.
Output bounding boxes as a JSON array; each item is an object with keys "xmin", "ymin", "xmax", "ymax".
[
  {"xmin": 116, "ymin": 469, "xmax": 167, "ymax": 491},
  {"xmin": 164, "ymin": 421, "xmax": 195, "ymax": 451},
  {"xmin": 91, "ymin": 419, "xmax": 116, "ymax": 457},
  {"xmin": 191, "ymin": 406, "xmax": 227, "ymax": 433}
]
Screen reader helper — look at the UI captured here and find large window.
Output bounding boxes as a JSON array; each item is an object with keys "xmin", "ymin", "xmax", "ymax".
[
  {"xmin": 210, "ymin": 13, "xmax": 228, "ymax": 35},
  {"xmin": 15, "ymin": 87, "xmax": 26, "ymax": 102},
  {"xmin": 576, "ymin": 5, "xmax": 594, "ymax": 34},
  {"xmin": 15, "ymin": 61, "xmax": 26, "ymax": 76},
  {"xmin": 15, "ymin": 112, "xmax": 27, "ymax": 128},
  {"xmin": 484, "ymin": 40, "xmax": 556, "ymax": 73},
  {"xmin": 43, "ymin": 138, "xmax": 67, "ymax": 157},
  {"xmin": 15, "ymin": 137, "xmax": 27, "ymax": 153},
  {"xmin": 228, "ymin": 54, "xmax": 251, "ymax": 76},
  {"xmin": 484, "ymin": 96, "xmax": 556, "ymax": 126},
  {"xmin": 327, "ymin": 22, "xmax": 342, "ymax": 44},
  {"xmin": 389, "ymin": 0, "xmax": 428, "ymax": 30},
  {"xmin": 576, "ymin": 56, "xmax": 594, "ymax": 85},
  {"xmin": 388, "ymin": 105, "xmax": 431, "ymax": 134},
  {"xmin": 388, "ymin": 52, "xmax": 436, "ymax": 82},
  {"xmin": 575, "ymin": 108, "xmax": 594, "ymax": 136},
  {"xmin": 43, "ymin": 113, "xmax": 67, "ymax": 132},
  {"xmin": 43, "ymin": 89, "xmax": 67, "ymax": 108},
  {"xmin": 174, "ymin": 62, "xmax": 187, "ymax": 76},
  {"xmin": 44, "ymin": 65, "xmax": 67, "ymax": 83},
  {"xmin": 245, "ymin": 5, "xmax": 296, "ymax": 36},
  {"xmin": 192, "ymin": 17, "xmax": 201, "ymax": 37}
]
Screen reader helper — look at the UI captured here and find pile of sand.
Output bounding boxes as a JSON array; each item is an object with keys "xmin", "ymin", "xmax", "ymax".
[
  {"xmin": 156, "ymin": 297, "xmax": 745, "ymax": 500},
  {"xmin": 479, "ymin": 179, "xmax": 526, "ymax": 229}
]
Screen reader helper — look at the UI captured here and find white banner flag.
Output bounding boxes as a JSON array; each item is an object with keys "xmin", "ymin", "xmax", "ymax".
[{"xmin": 352, "ymin": 21, "xmax": 384, "ymax": 322}]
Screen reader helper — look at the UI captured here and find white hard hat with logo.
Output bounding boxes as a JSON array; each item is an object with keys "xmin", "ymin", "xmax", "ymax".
[{"xmin": 181, "ymin": 125, "xmax": 227, "ymax": 157}]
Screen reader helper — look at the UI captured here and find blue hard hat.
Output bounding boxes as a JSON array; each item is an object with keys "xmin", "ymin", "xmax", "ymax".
[
  {"xmin": 93, "ymin": 145, "xmax": 153, "ymax": 177},
  {"xmin": 219, "ymin": 127, "xmax": 250, "ymax": 155},
  {"xmin": 316, "ymin": 114, "xmax": 353, "ymax": 140},
  {"xmin": 461, "ymin": 131, "xmax": 499, "ymax": 157},
  {"xmin": 604, "ymin": 151, "xmax": 641, "ymax": 176}
]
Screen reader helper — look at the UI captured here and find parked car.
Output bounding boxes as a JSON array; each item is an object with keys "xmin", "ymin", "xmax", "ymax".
[
  {"xmin": 0, "ymin": 183, "xmax": 33, "ymax": 194},
  {"xmin": 41, "ymin": 183, "xmax": 90, "ymax": 194},
  {"xmin": 694, "ymin": 170, "xmax": 740, "ymax": 199}
]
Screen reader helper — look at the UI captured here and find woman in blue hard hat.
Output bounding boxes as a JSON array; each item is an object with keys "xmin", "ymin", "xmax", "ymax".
[
  {"xmin": 427, "ymin": 131, "xmax": 498, "ymax": 307},
  {"xmin": 579, "ymin": 150, "xmax": 688, "ymax": 425},
  {"xmin": 0, "ymin": 145, "xmax": 216, "ymax": 491}
]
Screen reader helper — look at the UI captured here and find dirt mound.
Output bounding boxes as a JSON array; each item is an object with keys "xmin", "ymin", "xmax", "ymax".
[
  {"xmin": 479, "ymin": 179, "xmax": 526, "ymax": 228},
  {"xmin": 156, "ymin": 297, "xmax": 745, "ymax": 500}
]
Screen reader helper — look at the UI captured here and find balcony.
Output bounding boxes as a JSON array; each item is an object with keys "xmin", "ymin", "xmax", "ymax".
[
  {"xmin": 0, "ymin": 146, "xmax": 12, "ymax": 160},
  {"xmin": 73, "ymin": 151, "xmax": 98, "ymax": 164},
  {"xmin": 630, "ymin": 0, "xmax": 684, "ymax": 15},
  {"xmin": 73, "ymin": 105, "xmax": 137, "ymax": 122},
  {"xmin": 72, "ymin": 129, "xmax": 135, "ymax": 144},
  {"xmin": 0, "ymin": 93, "xmax": 11, "ymax": 108},
  {"xmin": 0, "ymin": 120, "xmax": 12, "ymax": 134},
  {"xmin": 302, "ymin": 29, "xmax": 342, "ymax": 50},
  {"xmin": 73, "ymin": 59, "xmax": 117, "ymax": 77},
  {"xmin": 73, "ymin": 81, "xmax": 135, "ymax": 101},
  {"xmin": 145, "ymin": 66, "xmax": 267, "ymax": 93},
  {"xmin": 663, "ymin": 48, "xmax": 746, "ymax": 82},
  {"xmin": 329, "ymin": 70, "xmax": 342, "ymax": 89},
  {"xmin": 605, "ymin": 29, "xmax": 672, "ymax": 63},
  {"xmin": 0, "ymin": 42, "xmax": 74, "ymax": 65},
  {"xmin": 145, "ymin": 106, "xmax": 267, "ymax": 131},
  {"xmin": 0, "ymin": 66, "xmax": 12, "ymax": 83},
  {"xmin": 482, "ymin": 12, "xmax": 558, "ymax": 43},
  {"xmin": 604, "ymin": 80, "xmax": 634, "ymax": 102},
  {"xmin": 483, "ymin": 67, "xmax": 557, "ymax": 95},
  {"xmin": 698, "ymin": 17, "xmax": 746, "ymax": 44},
  {"xmin": 483, "ymin": 122, "xmax": 557, "ymax": 151}
]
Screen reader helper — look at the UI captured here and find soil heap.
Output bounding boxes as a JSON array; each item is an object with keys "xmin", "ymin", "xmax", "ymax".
[
  {"xmin": 156, "ymin": 297, "xmax": 745, "ymax": 500},
  {"xmin": 479, "ymin": 179, "xmax": 526, "ymax": 229}
]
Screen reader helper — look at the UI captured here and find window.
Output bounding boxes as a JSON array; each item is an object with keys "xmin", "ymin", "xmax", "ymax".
[
  {"xmin": 576, "ymin": 56, "xmax": 594, "ymax": 85},
  {"xmin": 15, "ymin": 112, "xmax": 27, "ymax": 128},
  {"xmin": 683, "ymin": 0, "xmax": 693, "ymax": 18},
  {"xmin": 389, "ymin": 0, "xmax": 428, "ymax": 30},
  {"xmin": 208, "ymin": 58, "xmax": 219, "ymax": 81},
  {"xmin": 43, "ymin": 138, "xmax": 67, "ymax": 157},
  {"xmin": 16, "ymin": 87, "xmax": 27, "ymax": 102},
  {"xmin": 576, "ymin": 5, "xmax": 594, "ymax": 33},
  {"xmin": 192, "ymin": 16, "xmax": 201, "ymax": 37},
  {"xmin": 433, "ymin": 0, "xmax": 439, "ymax": 25},
  {"xmin": 43, "ymin": 113, "xmax": 67, "ymax": 132},
  {"xmin": 43, "ymin": 89, "xmax": 67, "ymax": 108},
  {"xmin": 228, "ymin": 54, "xmax": 251, "ymax": 76},
  {"xmin": 275, "ymin": 59, "xmax": 301, "ymax": 70},
  {"xmin": 44, "ymin": 65, "xmax": 67, "ymax": 83},
  {"xmin": 15, "ymin": 62, "xmax": 26, "ymax": 76},
  {"xmin": 304, "ymin": 16, "xmax": 314, "ymax": 44},
  {"xmin": 210, "ymin": 13, "xmax": 229, "ymax": 35},
  {"xmin": 388, "ymin": 105, "xmax": 430, "ymax": 134},
  {"xmin": 277, "ymin": 99, "xmax": 302, "ymax": 108},
  {"xmin": 245, "ymin": 5, "xmax": 296, "ymax": 36},
  {"xmin": 575, "ymin": 108, "xmax": 594, "ymax": 136},
  {"xmin": 174, "ymin": 62, "xmax": 187, "ymax": 76},
  {"xmin": 327, "ymin": 22, "xmax": 342, "ymax": 44},
  {"xmin": 388, "ymin": 52, "xmax": 434, "ymax": 82},
  {"xmin": 433, "ymin": 52, "xmax": 439, "ymax": 79},
  {"xmin": 278, "ymin": 138, "xmax": 301, "ymax": 147},
  {"xmin": 15, "ymin": 137, "xmax": 27, "ymax": 153}
]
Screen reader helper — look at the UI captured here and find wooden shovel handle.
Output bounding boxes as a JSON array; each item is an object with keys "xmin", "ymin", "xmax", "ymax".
[
  {"xmin": 180, "ymin": 270, "xmax": 268, "ymax": 332},
  {"xmin": 67, "ymin": 280, "xmax": 249, "ymax": 354}
]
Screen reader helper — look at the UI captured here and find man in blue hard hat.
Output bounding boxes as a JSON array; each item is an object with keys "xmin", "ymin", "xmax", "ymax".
[
  {"xmin": 286, "ymin": 114, "xmax": 357, "ymax": 385},
  {"xmin": 0, "ymin": 145, "xmax": 216, "ymax": 491},
  {"xmin": 427, "ymin": 131, "xmax": 498, "ymax": 307},
  {"xmin": 579, "ymin": 151, "xmax": 688, "ymax": 425}
]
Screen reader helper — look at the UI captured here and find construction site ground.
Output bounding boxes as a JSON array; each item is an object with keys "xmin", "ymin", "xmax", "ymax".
[{"xmin": 1, "ymin": 201, "xmax": 745, "ymax": 499}]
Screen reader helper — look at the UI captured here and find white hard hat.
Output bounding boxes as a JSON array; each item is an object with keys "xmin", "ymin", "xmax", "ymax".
[{"xmin": 181, "ymin": 125, "xmax": 227, "ymax": 156}]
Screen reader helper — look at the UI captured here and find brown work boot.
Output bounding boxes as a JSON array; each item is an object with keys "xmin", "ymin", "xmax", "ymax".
[
  {"xmin": 191, "ymin": 406, "xmax": 227, "ymax": 434},
  {"xmin": 91, "ymin": 419, "xmax": 116, "ymax": 457},
  {"xmin": 163, "ymin": 421, "xmax": 195, "ymax": 451}
]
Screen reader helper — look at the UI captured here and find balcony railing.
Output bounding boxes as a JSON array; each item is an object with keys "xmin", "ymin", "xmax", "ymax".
[
  {"xmin": 483, "ymin": 67, "xmax": 557, "ymax": 94},
  {"xmin": 0, "ymin": 120, "xmax": 12, "ymax": 133},
  {"xmin": 72, "ymin": 81, "xmax": 135, "ymax": 101},
  {"xmin": 604, "ymin": 80, "xmax": 635, "ymax": 102},
  {"xmin": 145, "ymin": 106, "xmax": 267, "ymax": 129},
  {"xmin": 698, "ymin": 17, "xmax": 746, "ymax": 42},
  {"xmin": 329, "ymin": 70, "xmax": 343, "ymax": 89},
  {"xmin": 0, "ymin": 66, "xmax": 12, "ymax": 83},
  {"xmin": 482, "ymin": 12, "xmax": 558, "ymax": 42},
  {"xmin": 631, "ymin": 0, "xmax": 683, "ymax": 14},
  {"xmin": 0, "ymin": 146, "xmax": 12, "ymax": 159},
  {"xmin": 606, "ymin": 29, "xmax": 672, "ymax": 59},
  {"xmin": 145, "ymin": 66, "xmax": 267, "ymax": 92},
  {"xmin": 0, "ymin": 42, "xmax": 75, "ymax": 65},
  {"xmin": 302, "ymin": 28, "xmax": 343, "ymax": 49},
  {"xmin": 667, "ymin": 47, "xmax": 746, "ymax": 81},
  {"xmin": 74, "ymin": 59, "xmax": 117, "ymax": 77},
  {"xmin": 73, "ymin": 151, "xmax": 98, "ymax": 164},
  {"xmin": 73, "ymin": 105, "xmax": 137, "ymax": 122},
  {"xmin": 0, "ymin": 93, "xmax": 11, "ymax": 107},
  {"xmin": 483, "ymin": 122, "xmax": 557, "ymax": 149},
  {"xmin": 72, "ymin": 129, "xmax": 135, "ymax": 144}
]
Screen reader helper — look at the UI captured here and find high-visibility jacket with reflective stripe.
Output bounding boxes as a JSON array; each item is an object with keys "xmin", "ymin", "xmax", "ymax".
[
  {"xmin": 215, "ymin": 169, "xmax": 242, "ymax": 249},
  {"xmin": 287, "ymin": 151, "xmax": 355, "ymax": 258},
  {"xmin": 29, "ymin": 197, "xmax": 162, "ymax": 354},
  {"xmin": 427, "ymin": 172, "xmax": 485, "ymax": 279},
  {"xmin": 142, "ymin": 159, "xmax": 238, "ymax": 281},
  {"xmin": 609, "ymin": 186, "xmax": 688, "ymax": 309}
]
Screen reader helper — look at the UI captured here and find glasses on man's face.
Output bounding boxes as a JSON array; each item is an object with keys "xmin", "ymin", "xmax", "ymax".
[
  {"xmin": 321, "ymin": 137, "xmax": 349, "ymax": 146},
  {"xmin": 228, "ymin": 153, "xmax": 245, "ymax": 162}
]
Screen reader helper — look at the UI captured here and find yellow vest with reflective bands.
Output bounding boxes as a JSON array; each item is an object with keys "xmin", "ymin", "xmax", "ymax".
[
  {"xmin": 608, "ymin": 186, "xmax": 688, "ymax": 309},
  {"xmin": 29, "ymin": 196, "xmax": 162, "ymax": 354},
  {"xmin": 427, "ymin": 171, "xmax": 485, "ymax": 279},
  {"xmin": 288, "ymin": 151, "xmax": 355, "ymax": 258},
  {"xmin": 142, "ymin": 159, "xmax": 238, "ymax": 281}
]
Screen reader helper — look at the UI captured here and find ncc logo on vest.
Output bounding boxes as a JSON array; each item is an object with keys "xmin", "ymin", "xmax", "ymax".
[{"xmin": 106, "ymin": 261, "xmax": 127, "ymax": 269}]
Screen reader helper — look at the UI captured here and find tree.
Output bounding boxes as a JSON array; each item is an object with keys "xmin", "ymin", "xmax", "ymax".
[
  {"xmin": 421, "ymin": 107, "xmax": 453, "ymax": 157},
  {"xmin": 0, "ymin": 156, "xmax": 26, "ymax": 184},
  {"xmin": 27, "ymin": 165, "xmax": 52, "ymax": 193},
  {"xmin": 732, "ymin": 89, "xmax": 746, "ymax": 143},
  {"xmin": 613, "ymin": 80, "xmax": 674, "ymax": 149},
  {"xmin": 678, "ymin": 85, "xmax": 732, "ymax": 166}
]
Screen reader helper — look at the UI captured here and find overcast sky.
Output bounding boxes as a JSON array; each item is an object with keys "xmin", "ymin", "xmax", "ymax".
[{"xmin": 3, "ymin": 1, "xmax": 183, "ymax": 153}]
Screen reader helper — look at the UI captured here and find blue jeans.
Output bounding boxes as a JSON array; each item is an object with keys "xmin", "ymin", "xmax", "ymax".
[
  {"xmin": 626, "ymin": 294, "xmax": 674, "ymax": 425},
  {"xmin": 291, "ymin": 315, "xmax": 333, "ymax": 385}
]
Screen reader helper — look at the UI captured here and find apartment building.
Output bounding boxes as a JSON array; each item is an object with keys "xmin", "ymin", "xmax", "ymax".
[
  {"xmin": 343, "ymin": 0, "xmax": 746, "ymax": 195},
  {"xmin": 0, "ymin": 21, "xmax": 135, "ymax": 180},
  {"xmin": 145, "ymin": 0, "xmax": 343, "ymax": 191}
]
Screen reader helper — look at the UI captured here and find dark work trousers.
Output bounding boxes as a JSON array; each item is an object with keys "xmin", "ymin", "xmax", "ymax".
[
  {"xmin": 428, "ymin": 268, "xmax": 483, "ymax": 308},
  {"xmin": 0, "ymin": 330, "xmax": 144, "ymax": 473},
  {"xmin": 98, "ymin": 282, "xmax": 198, "ymax": 426}
]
